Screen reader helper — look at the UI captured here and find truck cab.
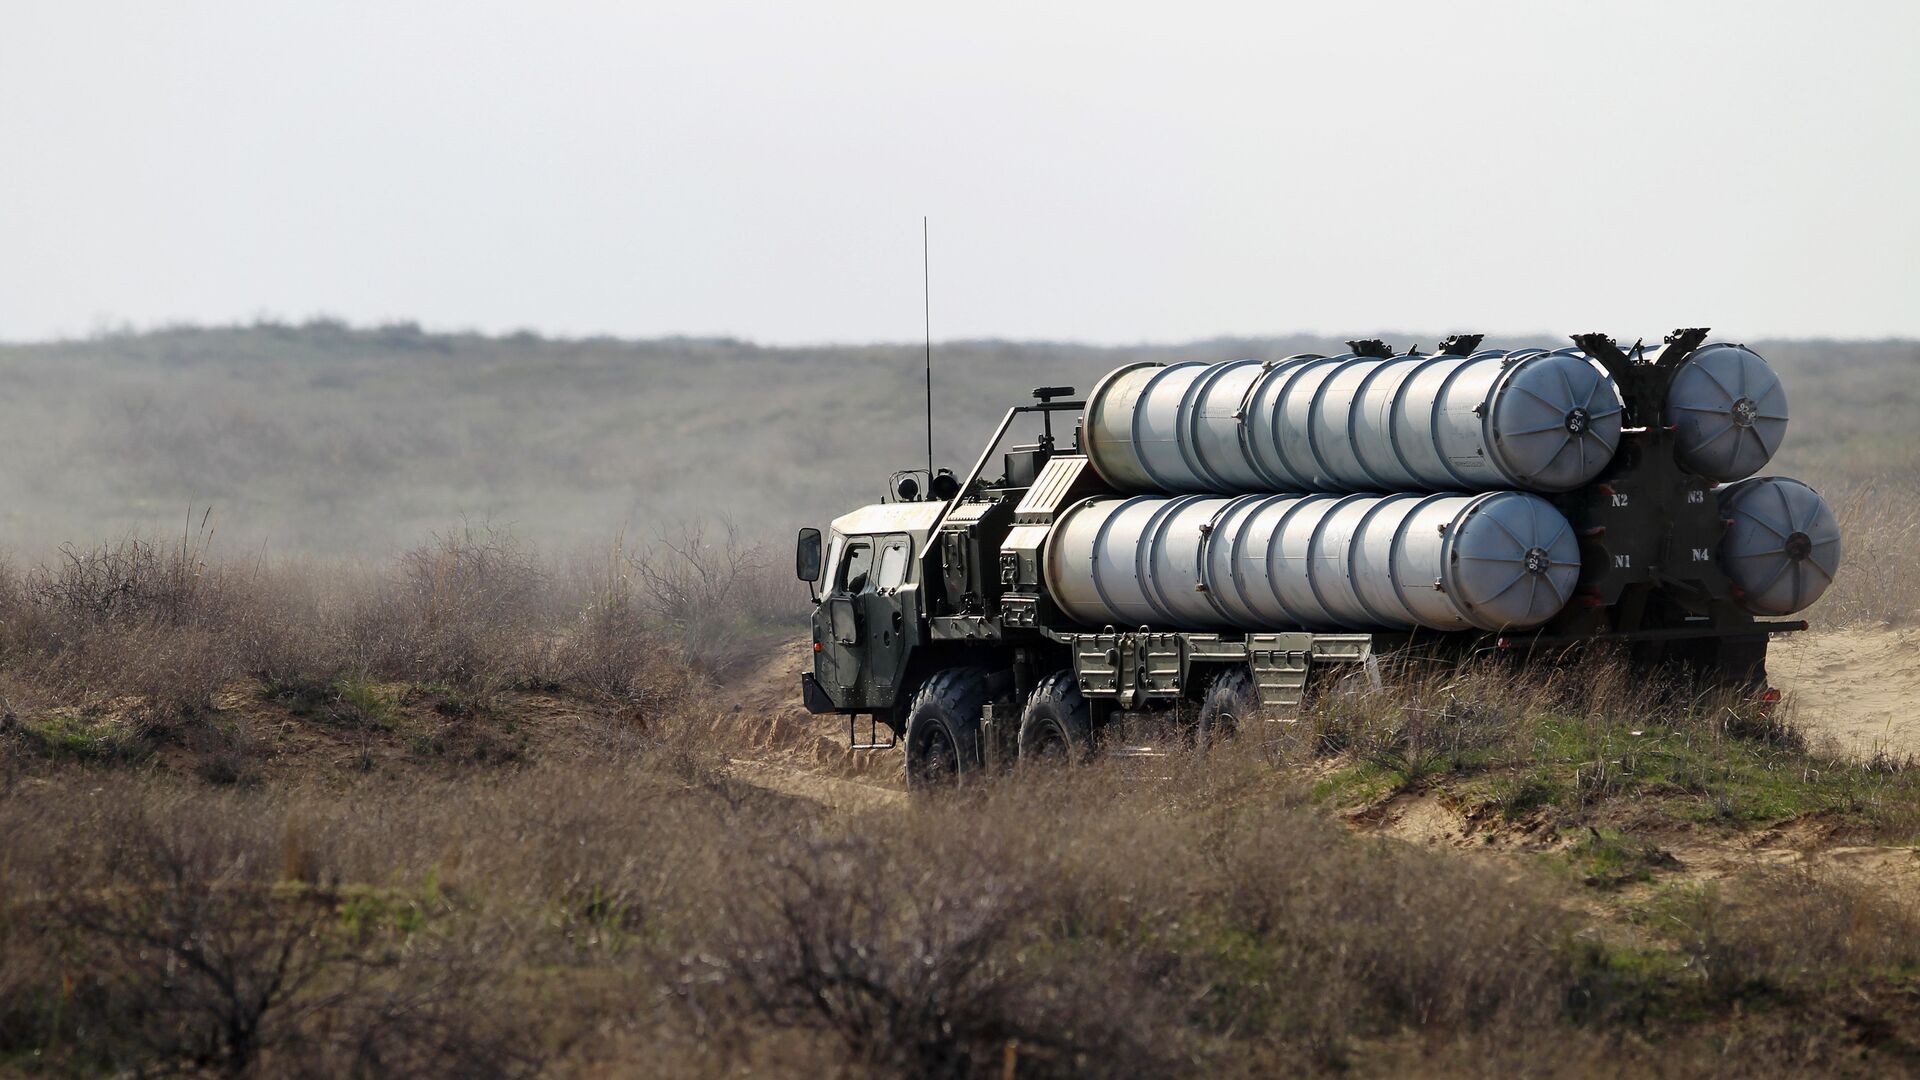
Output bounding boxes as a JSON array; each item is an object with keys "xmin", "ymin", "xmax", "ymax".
[{"xmin": 799, "ymin": 500, "xmax": 943, "ymax": 722}]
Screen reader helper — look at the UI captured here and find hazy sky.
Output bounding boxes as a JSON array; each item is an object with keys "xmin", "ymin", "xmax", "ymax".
[{"xmin": 4, "ymin": 2, "xmax": 1917, "ymax": 344}]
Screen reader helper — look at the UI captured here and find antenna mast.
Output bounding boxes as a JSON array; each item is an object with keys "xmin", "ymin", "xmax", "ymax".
[{"xmin": 922, "ymin": 216, "xmax": 934, "ymax": 481}]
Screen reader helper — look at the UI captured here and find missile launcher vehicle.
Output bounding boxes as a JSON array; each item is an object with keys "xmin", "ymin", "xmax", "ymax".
[{"xmin": 793, "ymin": 329, "xmax": 1841, "ymax": 787}]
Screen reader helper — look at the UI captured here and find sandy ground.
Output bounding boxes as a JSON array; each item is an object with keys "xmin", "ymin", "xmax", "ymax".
[
  {"xmin": 1769, "ymin": 626, "xmax": 1920, "ymax": 760},
  {"xmin": 723, "ymin": 757, "xmax": 906, "ymax": 811},
  {"xmin": 718, "ymin": 639, "xmax": 909, "ymax": 804},
  {"xmin": 1364, "ymin": 788, "xmax": 1920, "ymax": 908}
]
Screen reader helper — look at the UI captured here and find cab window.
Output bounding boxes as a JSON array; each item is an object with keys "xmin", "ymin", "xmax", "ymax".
[
  {"xmin": 821, "ymin": 534, "xmax": 846, "ymax": 593},
  {"xmin": 875, "ymin": 538, "xmax": 911, "ymax": 590},
  {"xmin": 838, "ymin": 540, "xmax": 875, "ymax": 594}
]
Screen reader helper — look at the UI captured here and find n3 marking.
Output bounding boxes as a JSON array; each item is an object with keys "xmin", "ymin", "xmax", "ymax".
[{"xmin": 1686, "ymin": 490, "xmax": 1705, "ymax": 504}]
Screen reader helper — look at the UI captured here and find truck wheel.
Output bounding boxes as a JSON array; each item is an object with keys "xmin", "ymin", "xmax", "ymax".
[
  {"xmin": 1197, "ymin": 667, "xmax": 1258, "ymax": 749},
  {"xmin": 1018, "ymin": 670, "xmax": 1095, "ymax": 765},
  {"xmin": 903, "ymin": 668, "xmax": 991, "ymax": 790}
]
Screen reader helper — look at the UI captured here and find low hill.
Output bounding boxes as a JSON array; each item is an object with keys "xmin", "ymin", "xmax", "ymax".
[{"xmin": 0, "ymin": 323, "xmax": 1911, "ymax": 559}]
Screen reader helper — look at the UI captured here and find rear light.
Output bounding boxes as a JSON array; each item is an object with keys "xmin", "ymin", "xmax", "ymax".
[
  {"xmin": 1496, "ymin": 636, "xmax": 1510, "ymax": 650},
  {"xmin": 813, "ymin": 642, "xmax": 822, "ymax": 653},
  {"xmin": 1758, "ymin": 687, "xmax": 1782, "ymax": 703}
]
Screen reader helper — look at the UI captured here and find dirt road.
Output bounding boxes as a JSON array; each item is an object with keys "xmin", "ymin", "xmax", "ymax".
[{"xmin": 1769, "ymin": 626, "xmax": 1920, "ymax": 760}]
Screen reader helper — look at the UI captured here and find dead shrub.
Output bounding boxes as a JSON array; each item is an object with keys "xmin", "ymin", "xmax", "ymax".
[
  {"xmin": 216, "ymin": 560, "xmax": 347, "ymax": 688},
  {"xmin": 9, "ymin": 790, "xmax": 542, "ymax": 1078},
  {"xmin": 1666, "ymin": 867, "xmax": 1920, "ymax": 998},
  {"xmin": 0, "ymin": 520, "xmax": 244, "ymax": 726},
  {"xmin": 1302, "ymin": 661, "xmax": 1533, "ymax": 783},
  {"xmin": 557, "ymin": 537, "xmax": 701, "ymax": 715},
  {"xmin": 632, "ymin": 519, "xmax": 801, "ymax": 677},
  {"xmin": 0, "ymin": 519, "xmax": 797, "ymax": 750},
  {"xmin": 25, "ymin": 512, "xmax": 219, "ymax": 627},
  {"xmin": 684, "ymin": 832, "xmax": 1178, "ymax": 1079},
  {"xmin": 347, "ymin": 525, "xmax": 554, "ymax": 688},
  {"xmin": 1206, "ymin": 801, "xmax": 1575, "ymax": 1066}
]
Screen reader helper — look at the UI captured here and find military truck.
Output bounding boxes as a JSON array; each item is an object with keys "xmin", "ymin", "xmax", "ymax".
[{"xmin": 794, "ymin": 329, "xmax": 1840, "ymax": 787}]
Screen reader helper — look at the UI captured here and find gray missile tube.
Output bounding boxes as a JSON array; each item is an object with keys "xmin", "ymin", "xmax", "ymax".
[
  {"xmin": 1044, "ymin": 490, "xmax": 1581, "ymax": 633},
  {"xmin": 1082, "ymin": 350, "xmax": 1625, "ymax": 495}
]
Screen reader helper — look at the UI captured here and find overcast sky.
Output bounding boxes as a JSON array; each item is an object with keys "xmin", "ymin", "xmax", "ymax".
[{"xmin": 3, "ymin": 2, "xmax": 1916, "ymax": 344}]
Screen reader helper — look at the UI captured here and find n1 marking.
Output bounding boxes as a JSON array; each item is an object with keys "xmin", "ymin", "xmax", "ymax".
[{"xmin": 1614, "ymin": 554, "xmax": 1632, "ymax": 568}]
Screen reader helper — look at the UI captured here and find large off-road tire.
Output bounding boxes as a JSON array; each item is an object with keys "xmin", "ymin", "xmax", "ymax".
[
  {"xmin": 1196, "ymin": 666, "xmax": 1259, "ymax": 749},
  {"xmin": 903, "ymin": 668, "xmax": 992, "ymax": 791},
  {"xmin": 1017, "ymin": 670, "xmax": 1096, "ymax": 766}
]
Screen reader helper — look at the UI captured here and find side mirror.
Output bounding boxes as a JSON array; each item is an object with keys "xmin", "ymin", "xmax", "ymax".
[{"xmin": 795, "ymin": 527, "xmax": 823, "ymax": 583}]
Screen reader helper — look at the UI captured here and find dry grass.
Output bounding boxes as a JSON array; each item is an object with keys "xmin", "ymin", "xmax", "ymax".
[
  {"xmin": 0, "ymin": 747, "xmax": 1561, "ymax": 1076},
  {"xmin": 625, "ymin": 520, "xmax": 799, "ymax": 678},
  {"xmin": 1815, "ymin": 478, "xmax": 1920, "ymax": 626},
  {"xmin": 6, "ymin": 728, "xmax": 1918, "ymax": 1077},
  {"xmin": 1655, "ymin": 867, "xmax": 1920, "ymax": 998},
  {"xmin": 0, "ymin": 521, "xmax": 801, "ymax": 771},
  {"xmin": 2, "ymin": 603, "xmax": 1911, "ymax": 1077}
]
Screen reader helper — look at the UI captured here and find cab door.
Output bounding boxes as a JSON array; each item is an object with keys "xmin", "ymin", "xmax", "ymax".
[
  {"xmin": 862, "ymin": 535, "xmax": 915, "ymax": 704},
  {"xmin": 817, "ymin": 537, "xmax": 874, "ymax": 702}
]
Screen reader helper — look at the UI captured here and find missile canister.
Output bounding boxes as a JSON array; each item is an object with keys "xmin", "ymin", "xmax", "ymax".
[
  {"xmin": 1717, "ymin": 476, "xmax": 1840, "ymax": 616},
  {"xmin": 1665, "ymin": 343, "xmax": 1789, "ymax": 483},
  {"xmin": 1043, "ymin": 490, "xmax": 1580, "ymax": 633},
  {"xmin": 1082, "ymin": 350, "xmax": 1624, "ymax": 496}
]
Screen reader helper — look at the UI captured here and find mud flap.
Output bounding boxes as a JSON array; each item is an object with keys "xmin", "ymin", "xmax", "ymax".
[{"xmin": 800, "ymin": 672, "xmax": 838, "ymax": 714}]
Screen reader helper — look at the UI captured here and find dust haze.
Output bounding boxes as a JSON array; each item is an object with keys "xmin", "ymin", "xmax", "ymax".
[{"xmin": 0, "ymin": 324, "xmax": 1911, "ymax": 570}]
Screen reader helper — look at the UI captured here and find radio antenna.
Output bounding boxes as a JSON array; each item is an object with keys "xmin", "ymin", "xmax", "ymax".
[{"xmin": 922, "ymin": 216, "xmax": 934, "ymax": 482}]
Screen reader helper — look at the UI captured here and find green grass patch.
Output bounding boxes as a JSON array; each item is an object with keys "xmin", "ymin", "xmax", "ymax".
[
  {"xmin": 263, "ymin": 673, "xmax": 395, "ymax": 731},
  {"xmin": 1311, "ymin": 759, "xmax": 1397, "ymax": 805},
  {"xmin": 402, "ymin": 681, "xmax": 490, "ymax": 719},
  {"xmin": 1322, "ymin": 704, "xmax": 1920, "ymax": 840},
  {"xmin": 14, "ymin": 713, "xmax": 150, "ymax": 764},
  {"xmin": 1165, "ymin": 919, "xmax": 1292, "ymax": 1040},
  {"xmin": 338, "ymin": 887, "xmax": 434, "ymax": 938},
  {"xmin": 1561, "ymin": 937, "xmax": 1699, "ymax": 1025},
  {"xmin": 1563, "ymin": 828, "xmax": 1680, "ymax": 888},
  {"xmin": 1489, "ymin": 770, "xmax": 1566, "ymax": 820},
  {"xmin": 335, "ymin": 675, "xmax": 393, "ymax": 729}
]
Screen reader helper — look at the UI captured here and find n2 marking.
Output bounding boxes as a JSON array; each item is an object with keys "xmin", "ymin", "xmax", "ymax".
[{"xmin": 1610, "ymin": 493, "xmax": 1630, "ymax": 507}]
